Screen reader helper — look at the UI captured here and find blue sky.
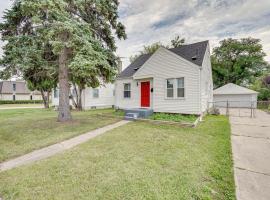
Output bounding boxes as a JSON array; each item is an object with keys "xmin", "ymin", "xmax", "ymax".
[{"xmin": 1, "ymin": 0, "xmax": 270, "ymax": 69}]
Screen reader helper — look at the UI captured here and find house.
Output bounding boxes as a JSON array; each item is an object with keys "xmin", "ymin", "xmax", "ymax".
[
  {"xmin": 0, "ymin": 80, "xmax": 42, "ymax": 101},
  {"xmin": 52, "ymin": 83, "xmax": 115, "ymax": 109},
  {"xmin": 115, "ymin": 41, "xmax": 213, "ymax": 115},
  {"xmin": 213, "ymin": 83, "xmax": 258, "ymax": 108}
]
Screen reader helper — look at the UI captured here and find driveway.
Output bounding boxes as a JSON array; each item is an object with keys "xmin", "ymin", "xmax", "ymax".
[{"xmin": 230, "ymin": 109, "xmax": 270, "ymax": 200}]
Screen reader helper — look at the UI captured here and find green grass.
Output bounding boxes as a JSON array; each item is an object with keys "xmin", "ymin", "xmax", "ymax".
[
  {"xmin": 0, "ymin": 115, "xmax": 235, "ymax": 200},
  {"xmin": 149, "ymin": 112, "xmax": 198, "ymax": 123},
  {"xmin": 0, "ymin": 108, "xmax": 121, "ymax": 162}
]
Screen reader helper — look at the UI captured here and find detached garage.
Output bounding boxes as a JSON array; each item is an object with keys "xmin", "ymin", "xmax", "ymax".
[{"xmin": 213, "ymin": 83, "xmax": 258, "ymax": 108}]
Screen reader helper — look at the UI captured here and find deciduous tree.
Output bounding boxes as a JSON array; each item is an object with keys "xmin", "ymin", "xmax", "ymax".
[{"xmin": 211, "ymin": 38, "xmax": 269, "ymax": 88}]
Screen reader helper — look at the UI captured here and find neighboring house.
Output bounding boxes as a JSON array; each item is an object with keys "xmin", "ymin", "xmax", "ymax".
[
  {"xmin": 52, "ymin": 83, "xmax": 115, "ymax": 109},
  {"xmin": 213, "ymin": 83, "xmax": 258, "ymax": 108},
  {"xmin": 115, "ymin": 41, "xmax": 213, "ymax": 115},
  {"xmin": 0, "ymin": 80, "xmax": 42, "ymax": 101}
]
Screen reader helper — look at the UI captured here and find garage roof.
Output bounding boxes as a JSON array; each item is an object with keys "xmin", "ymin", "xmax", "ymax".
[{"xmin": 214, "ymin": 83, "xmax": 258, "ymax": 95}]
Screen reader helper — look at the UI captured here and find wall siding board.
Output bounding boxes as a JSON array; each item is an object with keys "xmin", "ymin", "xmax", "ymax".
[{"xmin": 117, "ymin": 48, "xmax": 203, "ymax": 114}]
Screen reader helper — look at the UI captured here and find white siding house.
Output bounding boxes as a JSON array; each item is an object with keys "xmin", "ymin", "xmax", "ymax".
[
  {"xmin": 52, "ymin": 83, "xmax": 115, "ymax": 109},
  {"xmin": 0, "ymin": 81, "xmax": 42, "ymax": 101},
  {"xmin": 213, "ymin": 83, "xmax": 258, "ymax": 108},
  {"xmin": 115, "ymin": 41, "xmax": 213, "ymax": 115}
]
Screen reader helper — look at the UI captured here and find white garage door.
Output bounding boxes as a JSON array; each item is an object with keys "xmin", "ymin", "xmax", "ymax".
[{"xmin": 213, "ymin": 94, "xmax": 257, "ymax": 108}]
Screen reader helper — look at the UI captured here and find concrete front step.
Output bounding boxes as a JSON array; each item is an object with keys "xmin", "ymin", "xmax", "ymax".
[
  {"xmin": 124, "ymin": 108, "xmax": 153, "ymax": 119},
  {"xmin": 124, "ymin": 112, "xmax": 139, "ymax": 120}
]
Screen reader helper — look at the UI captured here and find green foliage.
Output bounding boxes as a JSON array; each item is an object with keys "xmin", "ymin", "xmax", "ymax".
[
  {"xmin": 251, "ymin": 74, "xmax": 270, "ymax": 100},
  {"xmin": 130, "ymin": 42, "xmax": 167, "ymax": 62},
  {"xmin": 130, "ymin": 35, "xmax": 185, "ymax": 62},
  {"xmin": 211, "ymin": 38, "xmax": 270, "ymax": 88},
  {"xmin": 0, "ymin": 100, "xmax": 43, "ymax": 105},
  {"xmin": 171, "ymin": 36, "xmax": 185, "ymax": 48},
  {"xmin": 150, "ymin": 112, "xmax": 197, "ymax": 123},
  {"xmin": 0, "ymin": 0, "xmax": 126, "ymax": 116}
]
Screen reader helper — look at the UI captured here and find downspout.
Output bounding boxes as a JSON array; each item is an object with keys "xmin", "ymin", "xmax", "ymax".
[{"xmin": 199, "ymin": 67, "xmax": 202, "ymax": 120}]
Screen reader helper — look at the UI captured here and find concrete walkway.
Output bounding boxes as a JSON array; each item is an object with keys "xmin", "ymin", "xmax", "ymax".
[
  {"xmin": 0, "ymin": 120, "xmax": 130, "ymax": 172},
  {"xmin": 0, "ymin": 106, "xmax": 43, "ymax": 110},
  {"xmin": 230, "ymin": 109, "xmax": 270, "ymax": 200}
]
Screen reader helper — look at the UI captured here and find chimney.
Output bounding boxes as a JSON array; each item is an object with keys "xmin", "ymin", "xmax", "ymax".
[{"xmin": 117, "ymin": 58, "xmax": 122, "ymax": 74}]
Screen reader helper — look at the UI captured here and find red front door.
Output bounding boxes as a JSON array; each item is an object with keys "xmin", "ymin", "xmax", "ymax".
[{"xmin": 141, "ymin": 81, "xmax": 150, "ymax": 107}]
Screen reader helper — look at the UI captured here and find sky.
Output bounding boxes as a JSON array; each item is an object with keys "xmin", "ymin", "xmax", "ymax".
[{"xmin": 0, "ymin": 0, "xmax": 270, "ymax": 69}]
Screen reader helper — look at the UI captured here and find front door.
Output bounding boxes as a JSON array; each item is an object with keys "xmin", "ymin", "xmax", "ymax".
[{"xmin": 141, "ymin": 81, "xmax": 150, "ymax": 107}]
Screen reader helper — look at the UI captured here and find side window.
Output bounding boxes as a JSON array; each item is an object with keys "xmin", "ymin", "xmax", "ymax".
[
  {"xmin": 93, "ymin": 89, "xmax": 99, "ymax": 98},
  {"xmin": 123, "ymin": 83, "xmax": 131, "ymax": 98},
  {"xmin": 13, "ymin": 83, "xmax": 16, "ymax": 91},
  {"xmin": 54, "ymin": 88, "xmax": 59, "ymax": 98},
  {"xmin": 166, "ymin": 79, "xmax": 174, "ymax": 98},
  {"xmin": 177, "ymin": 78, "xmax": 185, "ymax": 98}
]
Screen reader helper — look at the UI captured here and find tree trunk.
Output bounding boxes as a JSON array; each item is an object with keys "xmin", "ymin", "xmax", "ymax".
[
  {"xmin": 58, "ymin": 40, "xmax": 72, "ymax": 122},
  {"xmin": 77, "ymin": 87, "xmax": 83, "ymax": 111},
  {"xmin": 47, "ymin": 91, "xmax": 50, "ymax": 108},
  {"xmin": 40, "ymin": 90, "xmax": 49, "ymax": 109}
]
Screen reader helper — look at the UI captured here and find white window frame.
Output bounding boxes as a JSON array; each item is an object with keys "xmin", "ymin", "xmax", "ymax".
[
  {"xmin": 165, "ymin": 77, "xmax": 185, "ymax": 99},
  {"xmin": 166, "ymin": 78, "xmax": 174, "ymax": 99},
  {"xmin": 93, "ymin": 88, "xmax": 99, "ymax": 98},
  {"xmin": 176, "ymin": 77, "xmax": 185, "ymax": 98},
  {"xmin": 54, "ymin": 88, "xmax": 59, "ymax": 98},
  {"xmin": 123, "ymin": 83, "xmax": 131, "ymax": 98}
]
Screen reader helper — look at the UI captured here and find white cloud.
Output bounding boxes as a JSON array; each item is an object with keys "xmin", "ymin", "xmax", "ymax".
[{"xmin": 116, "ymin": 0, "xmax": 270, "ymax": 68}]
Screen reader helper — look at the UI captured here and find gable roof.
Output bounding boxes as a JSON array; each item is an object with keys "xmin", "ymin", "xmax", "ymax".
[
  {"xmin": 0, "ymin": 81, "xmax": 31, "ymax": 94},
  {"xmin": 118, "ymin": 40, "xmax": 209, "ymax": 78},
  {"xmin": 214, "ymin": 83, "xmax": 258, "ymax": 95}
]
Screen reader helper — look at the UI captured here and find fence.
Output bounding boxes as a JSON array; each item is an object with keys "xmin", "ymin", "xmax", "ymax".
[
  {"xmin": 208, "ymin": 100, "xmax": 257, "ymax": 117},
  {"xmin": 257, "ymin": 101, "xmax": 270, "ymax": 110}
]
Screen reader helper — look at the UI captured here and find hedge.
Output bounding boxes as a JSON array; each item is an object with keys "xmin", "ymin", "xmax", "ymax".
[{"xmin": 0, "ymin": 100, "xmax": 44, "ymax": 105}]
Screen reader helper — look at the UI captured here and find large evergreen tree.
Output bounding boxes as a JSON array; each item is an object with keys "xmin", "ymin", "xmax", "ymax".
[{"xmin": 0, "ymin": 0, "xmax": 126, "ymax": 121}]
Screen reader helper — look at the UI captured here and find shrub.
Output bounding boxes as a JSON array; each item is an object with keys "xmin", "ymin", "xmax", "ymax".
[
  {"xmin": 149, "ymin": 113, "xmax": 197, "ymax": 123},
  {"xmin": 208, "ymin": 107, "xmax": 220, "ymax": 115},
  {"xmin": 0, "ymin": 100, "xmax": 43, "ymax": 105}
]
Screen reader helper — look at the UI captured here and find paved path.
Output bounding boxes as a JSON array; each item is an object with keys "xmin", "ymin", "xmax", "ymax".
[
  {"xmin": 230, "ymin": 109, "xmax": 270, "ymax": 200},
  {"xmin": 0, "ymin": 120, "xmax": 130, "ymax": 172},
  {"xmin": 0, "ymin": 106, "xmax": 43, "ymax": 110}
]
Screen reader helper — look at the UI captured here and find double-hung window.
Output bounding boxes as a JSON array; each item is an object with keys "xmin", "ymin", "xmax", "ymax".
[
  {"xmin": 13, "ymin": 83, "xmax": 16, "ymax": 91},
  {"xmin": 177, "ymin": 78, "xmax": 185, "ymax": 98},
  {"xmin": 166, "ymin": 77, "xmax": 185, "ymax": 98},
  {"xmin": 124, "ymin": 83, "xmax": 131, "ymax": 98},
  {"xmin": 93, "ymin": 89, "xmax": 99, "ymax": 98},
  {"xmin": 54, "ymin": 88, "xmax": 59, "ymax": 98},
  {"xmin": 166, "ymin": 79, "xmax": 174, "ymax": 98}
]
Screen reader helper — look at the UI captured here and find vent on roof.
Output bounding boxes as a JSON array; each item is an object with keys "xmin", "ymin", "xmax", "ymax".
[
  {"xmin": 192, "ymin": 48, "xmax": 199, "ymax": 60},
  {"xmin": 191, "ymin": 56, "xmax": 197, "ymax": 60}
]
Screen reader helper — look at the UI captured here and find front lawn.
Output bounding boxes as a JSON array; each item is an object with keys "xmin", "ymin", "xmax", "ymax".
[
  {"xmin": 0, "ymin": 115, "xmax": 235, "ymax": 199},
  {"xmin": 0, "ymin": 108, "xmax": 121, "ymax": 162}
]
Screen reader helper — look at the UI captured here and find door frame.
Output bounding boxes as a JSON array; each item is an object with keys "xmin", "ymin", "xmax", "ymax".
[{"xmin": 140, "ymin": 81, "xmax": 151, "ymax": 108}]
